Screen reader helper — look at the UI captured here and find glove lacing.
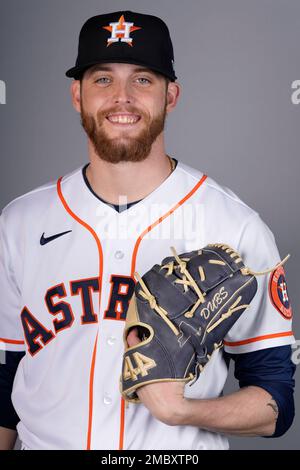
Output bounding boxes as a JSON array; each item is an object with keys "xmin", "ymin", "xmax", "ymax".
[{"xmin": 134, "ymin": 245, "xmax": 290, "ymax": 337}]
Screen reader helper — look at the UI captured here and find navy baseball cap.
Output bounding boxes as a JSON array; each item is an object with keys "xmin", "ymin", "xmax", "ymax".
[{"xmin": 65, "ymin": 11, "xmax": 177, "ymax": 81}]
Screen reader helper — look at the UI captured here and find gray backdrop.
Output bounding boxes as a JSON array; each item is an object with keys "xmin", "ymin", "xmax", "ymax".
[{"xmin": 0, "ymin": 0, "xmax": 299, "ymax": 450}]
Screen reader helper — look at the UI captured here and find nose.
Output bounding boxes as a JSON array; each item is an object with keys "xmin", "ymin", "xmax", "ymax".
[{"xmin": 113, "ymin": 82, "xmax": 132, "ymax": 105}]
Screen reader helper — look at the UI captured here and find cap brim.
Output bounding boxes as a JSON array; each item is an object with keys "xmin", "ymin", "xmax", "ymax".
[{"xmin": 65, "ymin": 58, "xmax": 176, "ymax": 81}]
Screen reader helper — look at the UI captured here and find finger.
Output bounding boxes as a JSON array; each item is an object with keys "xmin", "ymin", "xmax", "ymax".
[{"xmin": 127, "ymin": 327, "xmax": 141, "ymax": 347}]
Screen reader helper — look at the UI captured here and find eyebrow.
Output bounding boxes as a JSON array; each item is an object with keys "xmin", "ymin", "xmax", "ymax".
[
  {"xmin": 87, "ymin": 65, "xmax": 156, "ymax": 76},
  {"xmin": 131, "ymin": 67, "xmax": 155, "ymax": 75},
  {"xmin": 88, "ymin": 65, "xmax": 114, "ymax": 74}
]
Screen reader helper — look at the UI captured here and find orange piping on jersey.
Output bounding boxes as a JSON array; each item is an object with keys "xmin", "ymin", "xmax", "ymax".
[
  {"xmin": 87, "ymin": 332, "xmax": 99, "ymax": 450},
  {"xmin": 119, "ymin": 173, "xmax": 208, "ymax": 450},
  {"xmin": 0, "ymin": 338, "xmax": 25, "ymax": 345},
  {"xmin": 119, "ymin": 398, "xmax": 126, "ymax": 450},
  {"xmin": 224, "ymin": 330, "xmax": 294, "ymax": 347},
  {"xmin": 57, "ymin": 177, "xmax": 104, "ymax": 451},
  {"xmin": 131, "ymin": 174, "xmax": 208, "ymax": 275}
]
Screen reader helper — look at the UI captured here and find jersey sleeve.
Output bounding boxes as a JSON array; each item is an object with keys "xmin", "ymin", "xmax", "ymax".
[
  {"xmin": 0, "ymin": 212, "xmax": 25, "ymax": 352},
  {"xmin": 225, "ymin": 345, "xmax": 296, "ymax": 437},
  {"xmin": 0, "ymin": 350, "xmax": 25, "ymax": 429},
  {"xmin": 224, "ymin": 213, "xmax": 295, "ymax": 354}
]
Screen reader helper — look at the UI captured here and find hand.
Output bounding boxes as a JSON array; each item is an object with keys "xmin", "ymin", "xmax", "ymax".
[{"xmin": 126, "ymin": 328, "xmax": 187, "ymax": 426}]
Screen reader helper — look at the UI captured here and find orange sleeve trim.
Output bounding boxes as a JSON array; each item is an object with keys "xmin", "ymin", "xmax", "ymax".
[
  {"xmin": 119, "ymin": 173, "xmax": 208, "ymax": 450},
  {"xmin": 224, "ymin": 330, "xmax": 294, "ymax": 347},
  {"xmin": 57, "ymin": 177, "xmax": 103, "ymax": 452},
  {"xmin": 0, "ymin": 338, "xmax": 25, "ymax": 345}
]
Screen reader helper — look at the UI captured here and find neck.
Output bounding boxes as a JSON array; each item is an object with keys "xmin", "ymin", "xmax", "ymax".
[{"xmin": 85, "ymin": 135, "xmax": 173, "ymax": 205}]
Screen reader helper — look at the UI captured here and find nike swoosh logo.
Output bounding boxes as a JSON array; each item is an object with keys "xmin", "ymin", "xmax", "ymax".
[{"xmin": 40, "ymin": 230, "xmax": 72, "ymax": 246}]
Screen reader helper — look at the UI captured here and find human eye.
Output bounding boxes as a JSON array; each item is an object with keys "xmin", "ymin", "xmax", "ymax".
[
  {"xmin": 135, "ymin": 76, "xmax": 152, "ymax": 85},
  {"xmin": 94, "ymin": 76, "xmax": 112, "ymax": 85}
]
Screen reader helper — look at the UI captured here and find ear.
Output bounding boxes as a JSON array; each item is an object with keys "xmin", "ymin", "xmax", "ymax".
[
  {"xmin": 70, "ymin": 80, "xmax": 81, "ymax": 113},
  {"xmin": 166, "ymin": 82, "xmax": 181, "ymax": 114}
]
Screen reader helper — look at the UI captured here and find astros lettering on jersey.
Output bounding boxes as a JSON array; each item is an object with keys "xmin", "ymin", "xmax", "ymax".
[{"xmin": 0, "ymin": 161, "xmax": 294, "ymax": 450}]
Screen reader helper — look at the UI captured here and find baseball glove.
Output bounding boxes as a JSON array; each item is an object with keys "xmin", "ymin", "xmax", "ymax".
[{"xmin": 120, "ymin": 244, "xmax": 287, "ymax": 403}]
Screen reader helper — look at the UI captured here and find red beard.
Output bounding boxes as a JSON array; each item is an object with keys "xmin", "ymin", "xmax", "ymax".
[{"xmin": 80, "ymin": 101, "xmax": 167, "ymax": 164}]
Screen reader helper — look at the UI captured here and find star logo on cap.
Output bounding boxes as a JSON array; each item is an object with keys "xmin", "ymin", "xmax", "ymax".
[{"xmin": 103, "ymin": 15, "xmax": 142, "ymax": 47}]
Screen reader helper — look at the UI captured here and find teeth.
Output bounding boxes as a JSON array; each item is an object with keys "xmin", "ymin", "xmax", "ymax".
[{"xmin": 108, "ymin": 115, "xmax": 139, "ymax": 124}]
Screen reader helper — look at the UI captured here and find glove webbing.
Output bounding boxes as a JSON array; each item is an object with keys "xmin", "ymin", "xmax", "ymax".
[{"xmin": 207, "ymin": 244, "xmax": 290, "ymax": 276}]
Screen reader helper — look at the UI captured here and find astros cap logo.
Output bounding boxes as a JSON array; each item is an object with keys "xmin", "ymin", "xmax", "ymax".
[{"xmin": 103, "ymin": 14, "xmax": 142, "ymax": 47}]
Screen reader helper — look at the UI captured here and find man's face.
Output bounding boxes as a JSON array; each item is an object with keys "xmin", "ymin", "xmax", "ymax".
[{"xmin": 78, "ymin": 63, "xmax": 171, "ymax": 163}]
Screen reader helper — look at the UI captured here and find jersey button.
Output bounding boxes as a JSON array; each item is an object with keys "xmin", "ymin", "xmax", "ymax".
[
  {"xmin": 103, "ymin": 394, "xmax": 112, "ymax": 405},
  {"xmin": 107, "ymin": 336, "xmax": 116, "ymax": 346},
  {"xmin": 115, "ymin": 250, "xmax": 124, "ymax": 260}
]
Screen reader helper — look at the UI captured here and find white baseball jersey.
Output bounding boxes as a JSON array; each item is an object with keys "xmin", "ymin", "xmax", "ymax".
[{"xmin": 0, "ymin": 160, "xmax": 294, "ymax": 450}]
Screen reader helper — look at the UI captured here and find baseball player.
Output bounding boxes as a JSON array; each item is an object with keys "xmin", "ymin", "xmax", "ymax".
[{"xmin": 0, "ymin": 11, "xmax": 295, "ymax": 450}]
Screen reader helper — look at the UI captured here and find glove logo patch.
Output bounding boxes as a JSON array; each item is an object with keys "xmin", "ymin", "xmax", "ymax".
[
  {"xmin": 200, "ymin": 287, "xmax": 228, "ymax": 320},
  {"xmin": 269, "ymin": 266, "xmax": 292, "ymax": 319},
  {"xmin": 123, "ymin": 352, "xmax": 156, "ymax": 382}
]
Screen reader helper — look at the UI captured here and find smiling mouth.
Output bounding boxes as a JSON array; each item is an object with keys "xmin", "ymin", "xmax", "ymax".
[{"xmin": 106, "ymin": 113, "xmax": 141, "ymax": 125}]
